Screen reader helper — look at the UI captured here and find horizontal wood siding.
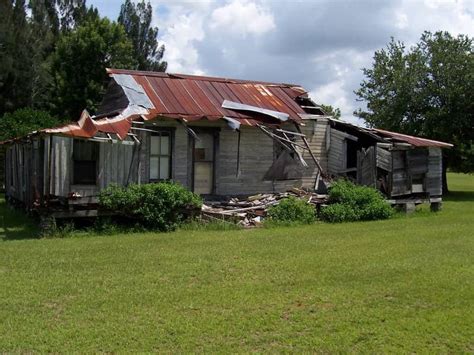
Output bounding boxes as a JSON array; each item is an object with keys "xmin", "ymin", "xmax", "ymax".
[
  {"xmin": 407, "ymin": 148, "xmax": 429, "ymax": 175},
  {"xmin": 299, "ymin": 119, "xmax": 328, "ymax": 189}
]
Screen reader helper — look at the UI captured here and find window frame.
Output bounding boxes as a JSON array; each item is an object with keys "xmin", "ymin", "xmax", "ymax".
[{"xmin": 149, "ymin": 129, "xmax": 173, "ymax": 182}]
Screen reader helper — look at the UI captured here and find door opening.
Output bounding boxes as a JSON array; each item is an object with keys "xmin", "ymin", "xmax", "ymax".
[{"xmin": 193, "ymin": 132, "xmax": 215, "ymax": 194}]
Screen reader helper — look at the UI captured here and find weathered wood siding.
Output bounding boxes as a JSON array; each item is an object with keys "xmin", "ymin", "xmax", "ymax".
[
  {"xmin": 4, "ymin": 138, "xmax": 43, "ymax": 208},
  {"xmin": 49, "ymin": 136, "xmax": 72, "ymax": 197},
  {"xmin": 357, "ymin": 147, "xmax": 376, "ymax": 187},
  {"xmin": 327, "ymin": 127, "xmax": 347, "ymax": 174},
  {"xmin": 407, "ymin": 149, "xmax": 429, "ymax": 175},
  {"xmin": 426, "ymin": 147, "xmax": 442, "ymax": 196},
  {"xmin": 216, "ymin": 125, "xmax": 275, "ymax": 195},
  {"xmin": 299, "ymin": 118, "xmax": 328, "ymax": 189},
  {"xmin": 376, "ymin": 146, "xmax": 392, "ymax": 172},
  {"xmin": 390, "ymin": 150, "xmax": 411, "ymax": 196},
  {"xmin": 98, "ymin": 141, "xmax": 137, "ymax": 188}
]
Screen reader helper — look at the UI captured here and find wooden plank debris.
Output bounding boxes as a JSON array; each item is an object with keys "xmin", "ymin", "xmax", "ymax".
[{"xmin": 201, "ymin": 188, "xmax": 328, "ymax": 228}]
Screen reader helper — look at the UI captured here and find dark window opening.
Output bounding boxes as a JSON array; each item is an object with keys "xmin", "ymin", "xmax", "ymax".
[{"xmin": 73, "ymin": 140, "xmax": 99, "ymax": 185}]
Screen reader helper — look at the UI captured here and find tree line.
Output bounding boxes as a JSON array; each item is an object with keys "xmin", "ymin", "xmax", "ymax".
[{"xmin": 0, "ymin": 0, "xmax": 166, "ymax": 139}]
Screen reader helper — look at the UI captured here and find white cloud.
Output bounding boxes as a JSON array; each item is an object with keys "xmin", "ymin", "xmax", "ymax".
[
  {"xmin": 160, "ymin": 12, "xmax": 206, "ymax": 74},
  {"xmin": 210, "ymin": 0, "xmax": 275, "ymax": 36},
  {"xmin": 395, "ymin": 11, "xmax": 409, "ymax": 29}
]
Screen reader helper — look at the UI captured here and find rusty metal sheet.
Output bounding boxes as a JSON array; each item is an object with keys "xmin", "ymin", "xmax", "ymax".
[
  {"xmin": 374, "ymin": 129, "xmax": 453, "ymax": 148},
  {"xmin": 107, "ymin": 68, "xmax": 306, "ymax": 124}
]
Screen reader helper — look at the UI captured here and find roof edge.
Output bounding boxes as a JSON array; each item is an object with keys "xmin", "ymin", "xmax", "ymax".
[{"xmin": 106, "ymin": 68, "xmax": 303, "ymax": 88}]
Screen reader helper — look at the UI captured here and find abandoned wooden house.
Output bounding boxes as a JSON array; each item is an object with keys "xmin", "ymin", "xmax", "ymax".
[{"xmin": 2, "ymin": 68, "xmax": 452, "ymax": 217}]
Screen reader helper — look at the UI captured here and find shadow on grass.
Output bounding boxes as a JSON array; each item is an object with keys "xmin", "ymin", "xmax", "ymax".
[
  {"xmin": 444, "ymin": 190, "xmax": 474, "ymax": 202},
  {"xmin": 0, "ymin": 195, "xmax": 39, "ymax": 241}
]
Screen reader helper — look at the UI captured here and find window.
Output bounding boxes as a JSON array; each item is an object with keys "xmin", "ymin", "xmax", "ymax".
[
  {"xmin": 73, "ymin": 140, "xmax": 99, "ymax": 185},
  {"xmin": 150, "ymin": 131, "xmax": 171, "ymax": 180}
]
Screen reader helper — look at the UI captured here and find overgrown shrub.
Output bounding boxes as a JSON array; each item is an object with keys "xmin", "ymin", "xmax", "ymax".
[
  {"xmin": 267, "ymin": 196, "xmax": 315, "ymax": 225},
  {"xmin": 320, "ymin": 203, "xmax": 360, "ymax": 223},
  {"xmin": 99, "ymin": 182, "xmax": 202, "ymax": 231},
  {"xmin": 320, "ymin": 180, "xmax": 393, "ymax": 223}
]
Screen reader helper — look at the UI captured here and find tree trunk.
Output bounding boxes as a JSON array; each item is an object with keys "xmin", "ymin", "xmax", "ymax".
[{"xmin": 442, "ymin": 154, "xmax": 449, "ymax": 194}]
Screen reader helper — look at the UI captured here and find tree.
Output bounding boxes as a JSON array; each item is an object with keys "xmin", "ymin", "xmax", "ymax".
[
  {"xmin": 355, "ymin": 31, "xmax": 474, "ymax": 190},
  {"xmin": 0, "ymin": 0, "xmax": 37, "ymax": 113},
  {"xmin": 51, "ymin": 16, "xmax": 136, "ymax": 119},
  {"xmin": 320, "ymin": 104, "xmax": 341, "ymax": 119},
  {"xmin": 28, "ymin": 0, "xmax": 88, "ymax": 36},
  {"xmin": 0, "ymin": 108, "xmax": 64, "ymax": 141},
  {"xmin": 118, "ymin": 0, "xmax": 167, "ymax": 72}
]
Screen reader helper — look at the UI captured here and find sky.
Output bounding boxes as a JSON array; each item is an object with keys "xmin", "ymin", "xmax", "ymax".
[{"xmin": 89, "ymin": 0, "xmax": 474, "ymax": 123}]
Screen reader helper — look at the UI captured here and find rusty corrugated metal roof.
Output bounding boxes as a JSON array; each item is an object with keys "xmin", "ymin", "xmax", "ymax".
[
  {"xmin": 107, "ymin": 68, "xmax": 308, "ymax": 125},
  {"xmin": 373, "ymin": 128, "xmax": 453, "ymax": 148},
  {"xmin": 43, "ymin": 110, "xmax": 136, "ymax": 140}
]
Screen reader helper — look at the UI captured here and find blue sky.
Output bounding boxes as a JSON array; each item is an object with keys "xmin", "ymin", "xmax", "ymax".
[{"xmin": 89, "ymin": 0, "xmax": 474, "ymax": 122}]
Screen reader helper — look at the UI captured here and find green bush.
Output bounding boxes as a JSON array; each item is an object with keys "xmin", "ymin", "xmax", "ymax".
[
  {"xmin": 320, "ymin": 203, "xmax": 360, "ymax": 223},
  {"xmin": 99, "ymin": 182, "xmax": 202, "ymax": 231},
  {"xmin": 267, "ymin": 196, "xmax": 315, "ymax": 225},
  {"xmin": 320, "ymin": 180, "xmax": 393, "ymax": 223}
]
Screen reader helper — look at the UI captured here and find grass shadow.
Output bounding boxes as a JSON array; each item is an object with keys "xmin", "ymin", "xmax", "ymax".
[
  {"xmin": 444, "ymin": 190, "xmax": 474, "ymax": 202},
  {"xmin": 0, "ymin": 195, "xmax": 39, "ymax": 241}
]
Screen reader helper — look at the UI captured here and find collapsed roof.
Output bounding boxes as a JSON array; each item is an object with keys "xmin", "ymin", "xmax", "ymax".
[{"xmin": 1, "ymin": 68, "xmax": 453, "ymax": 149}]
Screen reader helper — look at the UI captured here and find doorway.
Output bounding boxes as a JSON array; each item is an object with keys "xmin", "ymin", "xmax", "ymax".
[{"xmin": 193, "ymin": 131, "xmax": 216, "ymax": 194}]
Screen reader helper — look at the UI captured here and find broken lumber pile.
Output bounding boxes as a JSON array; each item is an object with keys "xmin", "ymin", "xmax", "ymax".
[{"xmin": 201, "ymin": 188, "xmax": 328, "ymax": 227}]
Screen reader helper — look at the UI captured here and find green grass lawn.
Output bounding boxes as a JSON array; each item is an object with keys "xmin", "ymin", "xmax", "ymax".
[{"xmin": 0, "ymin": 173, "xmax": 473, "ymax": 352}]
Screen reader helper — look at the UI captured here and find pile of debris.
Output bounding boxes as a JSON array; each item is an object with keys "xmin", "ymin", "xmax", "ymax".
[{"xmin": 201, "ymin": 188, "xmax": 328, "ymax": 227}]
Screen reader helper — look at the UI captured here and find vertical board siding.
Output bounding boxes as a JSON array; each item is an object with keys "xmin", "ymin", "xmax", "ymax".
[
  {"xmin": 216, "ymin": 125, "xmax": 275, "ymax": 195},
  {"xmin": 390, "ymin": 150, "xmax": 411, "ymax": 196},
  {"xmin": 98, "ymin": 141, "xmax": 136, "ymax": 188},
  {"xmin": 4, "ymin": 141, "xmax": 41, "ymax": 208},
  {"xmin": 173, "ymin": 123, "xmax": 189, "ymax": 187},
  {"xmin": 50, "ymin": 136, "xmax": 72, "ymax": 197},
  {"xmin": 357, "ymin": 147, "xmax": 376, "ymax": 187},
  {"xmin": 426, "ymin": 147, "xmax": 442, "ymax": 196},
  {"xmin": 328, "ymin": 128, "xmax": 346, "ymax": 175}
]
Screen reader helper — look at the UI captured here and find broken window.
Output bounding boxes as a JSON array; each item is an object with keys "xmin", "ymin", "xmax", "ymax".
[
  {"xmin": 73, "ymin": 140, "xmax": 99, "ymax": 185},
  {"xmin": 150, "ymin": 131, "xmax": 172, "ymax": 181}
]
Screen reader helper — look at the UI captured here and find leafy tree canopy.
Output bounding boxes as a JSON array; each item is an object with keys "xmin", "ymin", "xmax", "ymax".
[
  {"xmin": 355, "ymin": 31, "xmax": 474, "ymax": 173},
  {"xmin": 0, "ymin": 108, "xmax": 64, "ymax": 141},
  {"xmin": 51, "ymin": 16, "xmax": 136, "ymax": 119},
  {"xmin": 118, "ymin": 0, "xmax": 167, "ymax": 72}
]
